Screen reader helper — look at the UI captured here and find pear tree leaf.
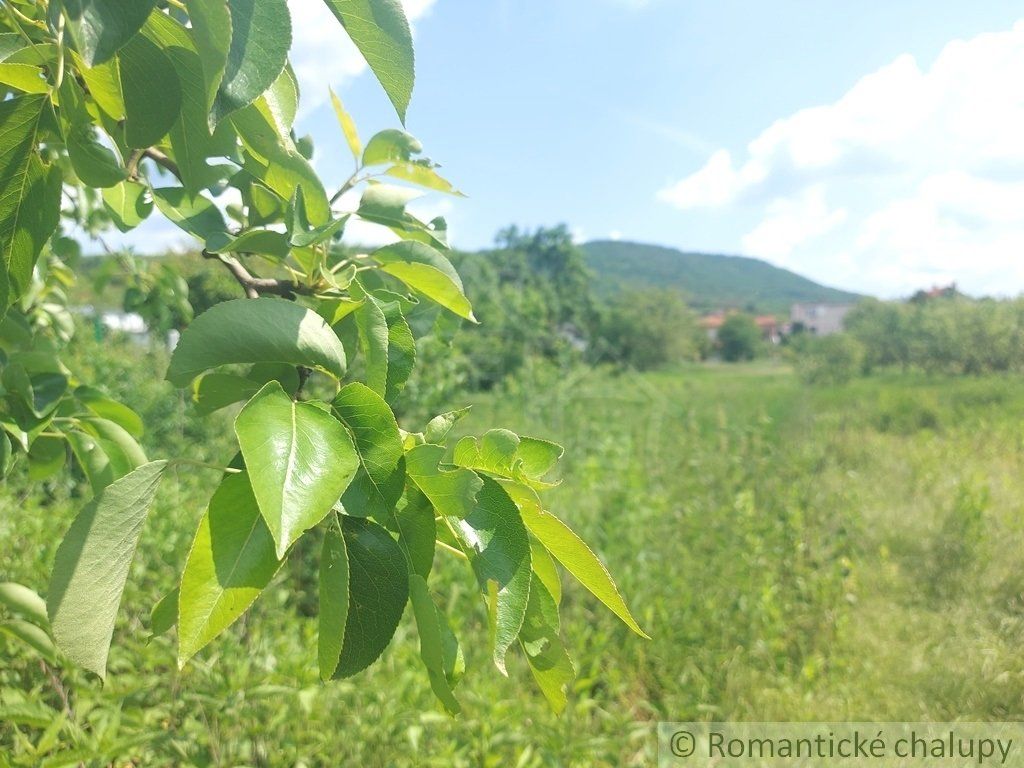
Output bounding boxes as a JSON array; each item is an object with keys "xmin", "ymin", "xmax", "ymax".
[
  {"xmin": 332, "ymin": 383, "xmax": 404, "ymax": 520},
  {"xmin": 318, "ymin": 516, "xmax": 349, "ymax": 680},
  {"xmin": 47, "ymin": 461, "xmax": 169, "ymax": 678},
  {"xmin": 166, "ymin": 297, "xmax": 347, "ymax": 387},
  {"xmin": 211, "ymin": 0, "xmax": 292, "ymax": 126},
  {"xmin": 319, "ymin": 0, "xmax": 414, "ymax": 122},
  {"xmin": 501, "ymin": 481, "xmax": 649, "ymax": 639},
  {"xmin": 518, "ymin": 574, "xmax": 575, "ymax": 714},
  {"xmin": 409, "ymin": 574, "xmax": 461, "ymax": 715},
  {"xmin": 177, "ymin": 471, "xmax": 284, "ymax": 664},
  {"xmin": 62, "ymin": 0, "xmax": 158, "ymax": 67},
  {"xmin": 446, "ymin": 476, "xmax": 531, "ymax": 675},
  {"xmin": 405, "ymin": 443, "xmax": 482, "ymax": 521},
  {"xmin": 235, "ymin": 381, "xmax": 360, "ymax": 557},
  {"xmin": 333, "ymin": 516, "xmax": 409, "ymax": 678}
]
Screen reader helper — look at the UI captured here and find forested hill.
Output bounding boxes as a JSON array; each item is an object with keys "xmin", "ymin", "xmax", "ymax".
[{"xmin": 582, "ymin": 240, "xmax": 864, "ymax": 314}]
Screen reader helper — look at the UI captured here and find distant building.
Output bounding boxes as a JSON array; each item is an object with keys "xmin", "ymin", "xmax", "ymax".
[
  {"xmin": 699, "ymin": 311, "xmax": 781, "ymax": 344},
  {"xmin": 789, "ymin": 303, "xmax": 854, "ymax": 336}
]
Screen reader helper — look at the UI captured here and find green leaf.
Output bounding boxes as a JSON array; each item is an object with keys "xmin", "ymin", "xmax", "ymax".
[
  {"xmin": 0, "ymin": 63, "xmax": 48, "ymax": 94},
  {"xmin": 183, "ymin": 0, "xmax": 231, "ymax": 115},
  {"xmin": 519, "ymin": 574, "xmax": 575, "ymax": 714},
  {"xmin": 371, "ymin": 241, "xmax": 475, "ymax": 321},
  {"xmin": 149, "ymin": 587, "xmax": 178, "ymax": 637},
  {"xmin": 424, "ymin": 407, "xmax": 471, "ymax": 444},
  {"xmin": 205, "ymin": 229, "xmax": 291, "ymax": 259},
  {"xmin": 332, "ymin": 382, "xmax": 404, "ymax": 520},
  {"xmin": 27, "ymin": 435, "xmax": 66, "ymax": 481},
  {"xmin": 320, "ymin": 0, "xmax": 414, "ymax": 121},
  {"xmin": 47, "ymin": 461, "xmax": 168, "ymax": 678},
  {"xmin": 118, "ymin": 32, "xmax": 183, "ymax": 148},
  {"xmin": 233, "ymin": 99, "xmax": 331, "ymax": 226},
  {"xmin": 409, "ymin": 575, "xmax": 461, "ymax": 715},
  {"xmin": 501, "ymin": 481, "xmax": 649, "ymax": 639},
  {"xmin": 211, "ymin": 0, "xmax": 292, "ymax": 126},
  {"xmin": 386, "ymin": 162, "xmax": 463, "ymax": 196},
  {"xmin": 0, "ymin": 94, "xmax": 62, "ymax": 310},
  {"xmin": 317, "ymin": 517, "xmax": 348, "ymax": 680},
  {"xmin": 1, "ymin": 619, "xmax": 57, "ymax": 663},
  {"xmin": 74, "ymin": 385, "xmax": 144, "ymax": 437},
  {"xmin": 143, "ymin": 11, "xmax": 224, "ymax": 195},
  {"xmin": 177, "ymin": 471, "xmax": 283, "ymax": 665},
  {"xmin": 62, "ymin": 0, "xmax": 158, "ymax": 67},
  {"xmin": 0, "ymin": 582, "xmax": 49, "ymax": 628},
  {"xmin": 530, "ymin": 538, "xmax": 561, "ymax": 606},
  {"xmin": 74, "ymin": 54, "xmax": 125, "ymax": 119},
  {"xmin": 79, "ymin": 416, "xmax": 147, "ymax": 470},
  {"xmin": 447, "ymin": 476, "xmax": 531, "ymax": 674},
  {"xmin": 393, "ymin": 489, "xmax": 435, "ymax": 579},
  {"xmin": 329, "ymin": 87, "xmax": 361, "ymax": 160},
  {"xmin": 405, "ymin": 443, "xmax": 482, "ymax": 521},
  {"xmin": 362, "ymin": 129, "xmax": 421, "ymax": 167},
  {"xmin": 333, "ymin": 516, "xmax": 409, "ymax": 678},
  {"xmin": 353, "ymin": 293, "xmax": 389, "ymax": 396},
  {"xmin": 380, "ymin": 299, "xmax": 415, "ymax": 401},
  {"xmin": 453, "ymin": 429, "xmax": 563, "ymax": 489},
  {"xmin": 151, "ymin": 187, "xmax": 227, "ymax": 241},
  {"xmin": 166, "ymin": 297, "xmax": 347, "ymax": 387},
  {"xmin": 191, "ymin": 363, "xmax": 299, "ymax": 416},
  {"xmin": 102, "ymin": 181, "xmax": 153, "ymax": 232},
  {"xmin": 59, "ymin": 75, "xmax": 126, "ymax": 188},
  {"xmin": 235, "ymin": 381, "xmax": 360, "ymax": 558}
]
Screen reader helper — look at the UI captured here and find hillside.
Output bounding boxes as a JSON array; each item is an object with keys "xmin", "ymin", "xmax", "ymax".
[{"xmin": 582, "ymin": 240, "xmax": 864, "ymax": 314}]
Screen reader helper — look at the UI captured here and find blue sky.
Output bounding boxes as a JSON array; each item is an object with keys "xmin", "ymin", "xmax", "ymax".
[{"xmin": 131, "ymin": 1, "xmax": 1024, "ymax": 298}]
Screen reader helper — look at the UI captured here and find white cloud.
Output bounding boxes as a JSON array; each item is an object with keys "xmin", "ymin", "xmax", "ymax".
[
  {"xmin": 288, "ymin": 0, "xmax": 437, "ymax": 117},
  {"xmin": 658, "ymin": 20, "xmax": 1024, "ymax": 296},
  {"xmin": 741, "ymin": 186, "xmax": 847, "ymax": 259}
]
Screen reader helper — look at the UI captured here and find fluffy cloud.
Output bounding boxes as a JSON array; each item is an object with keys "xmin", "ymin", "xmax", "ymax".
[
  {"xmin": 658, "ymin": 20, "xmax": 1024, "ymax": 296},
  {"xmin": 288, "ymin": 0, "xmax": 436, "ymax": 116}
]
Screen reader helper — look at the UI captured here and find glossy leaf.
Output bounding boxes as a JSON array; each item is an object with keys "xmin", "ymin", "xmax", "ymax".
[
  {"xmin": 205, "ymin": 229, "xmax": 291, "ymax": 259},
  {"xmin": 501, "ymin": 481, "xmax": 649, "ymax": 639},
  {"xmin": 177, "ymin": 471, "xmax": 283, "ymax": 665},
  {"xmin": 519, "ymin": 574, "xmax": 575, "ymax": 714},
  {"xmin": 102, "ymin": 181, "xmax": 153, "ymax": 232},
  {"xmin": 62, "ymin": 0, "xmax": 158, "ymax": 67},
  {"xmin": 424, "ymin": 407, "xmax": 471, "ymax": 445},
  {"xmin": 0, "ymin": 582, "xmax": 49, "ymax": 628},
  {"xmin": 405, "ymin": 443, "xmax": 482, "ymax": 521},
  {"xmin": 59, "ymin": 75, "xmax": 125, "ymax": 188},
  {"xmin": 447, "ymin": 476, "xmax": 531, "ymax": 674},
  {"xmin": 118, "ymin": 33, "xmax": 182, "ymax": 148},
  {"xmin": 409, "ymin": 575, "xmax": 461, "ymax": 715},
  {"xmin": 333, "ymin": 516, "xmax": 408, "ymax": 678},
  {"xmin": 0, "ymin": 63, "xmax": 48, "ymax": 94},
  {"xmin": 332, "ymin": 383, "xmax": 404, "ymax": 520},
  {"xmin": 211, "ymin": 0, "xmax": 292, "ymax": 126},
  {"xmin": 329, "ymin": 86, "xmax": 361, "ymax": 160},
  {"xmin": 0, "ymin": 95, "xmax": 62, "ymax": 310},
  {"xmin": 74, "ymin": 386, "xmax": 144, "ymax": 438},
  {"xmin": 47, "ymin": 461, "xmax": 168, "ymax": 678},
  {"xmin": 353, "ymin": 293, "xmax": 389, "ymax": 396},
  {"xmin": 371, "ymin": 241, "xmax": 475, "ymax": 321},
  {"xmin": 320, "ymin": 0, "xmax": 414, "ymax": 121},
  {"xmin": 362, "ymin": 129, "xmax": 421, "ymax": 167},
  {"xmin": 1, "ymin": 619, "xmax": 57, "ymax": 663},
  {"xmin": 380, "ymin": 299, "xmax": 415, "ymax": 401},
  {"xmin": 235, "ymin": 381, "xmax": 360, "ymax": 557},
  {"xmin": 152, "ymin": 187, "xmax": 227, "ymax": 241},
  {"xmin": 184, "ymin": 0, "xmax": 231, "ymax": 114},
  {"xmin": 317, "ymin": 518, "xmax": 348, "ymax": 680},
  {"xmin": 453, "ymin": 429, "xmax": 563, "ymax": 489},
  {"xmin": 166, "ymin": 298, "xmax": 347, "ymax": 387},
  {"xmin": 393, "ymin": 489, "xmax": 435, "ymax": 579}
]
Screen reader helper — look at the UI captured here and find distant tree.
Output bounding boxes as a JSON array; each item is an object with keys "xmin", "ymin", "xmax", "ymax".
[
  {"xmin": 591, "ymin": 289, "xmax": 703, "ymax": 370},
  {"xmin": 719, "ymin": 314, "xmax": 761, "ymax": 361}
]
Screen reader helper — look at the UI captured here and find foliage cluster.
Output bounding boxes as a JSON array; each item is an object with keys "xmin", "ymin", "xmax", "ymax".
[{"xmin": 0, "ymin": 0, "xmax": 645, "ymax": 723}]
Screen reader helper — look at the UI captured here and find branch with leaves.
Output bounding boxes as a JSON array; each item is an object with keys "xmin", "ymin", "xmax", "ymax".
[{"xmin": 0, "ymin": 0, "xmax": 647, "ymax": 717}]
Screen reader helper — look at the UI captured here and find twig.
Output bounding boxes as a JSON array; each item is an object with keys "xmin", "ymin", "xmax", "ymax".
[{"xmin": 201, "ymin": 250, "xmax": 314, "ymax": 299}]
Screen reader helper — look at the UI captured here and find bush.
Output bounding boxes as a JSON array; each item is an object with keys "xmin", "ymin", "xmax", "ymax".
[
  {"xmin": 718, "ymin": 313, "xmax": 761, "ymax": 361},
  {"xmin": 795, "ymin": 334, "xmax": 866, "ymax": 385},
  {"xmin": 590, "ymin": 289, "xmax": 703, "ymax": 370}
]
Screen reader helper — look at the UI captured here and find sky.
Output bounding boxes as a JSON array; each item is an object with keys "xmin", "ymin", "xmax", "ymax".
[{"xmin": 124, "ymin": 1, "xmax": 1024, "ymax": 299}]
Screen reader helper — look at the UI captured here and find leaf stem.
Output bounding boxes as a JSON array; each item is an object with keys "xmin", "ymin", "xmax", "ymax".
[{"xmin": 170, "ymin": 458, "xmax": 241, "ymax": 474}]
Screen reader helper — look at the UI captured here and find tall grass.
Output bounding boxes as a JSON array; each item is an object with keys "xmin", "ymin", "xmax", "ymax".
[{"xmin": 4, "ymin": 342, "xmax": 1024, "ymax": 765}]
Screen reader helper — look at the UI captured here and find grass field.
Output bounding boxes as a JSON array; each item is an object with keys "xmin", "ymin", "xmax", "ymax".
[{"xmin": 5, "ymin": 342, "xmax": 1024, "ymax": 766}]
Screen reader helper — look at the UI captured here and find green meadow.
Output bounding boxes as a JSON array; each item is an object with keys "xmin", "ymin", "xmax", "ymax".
[{"xmin": 5, "ymin": 335, "xmax": 1024, "ymax": 766}]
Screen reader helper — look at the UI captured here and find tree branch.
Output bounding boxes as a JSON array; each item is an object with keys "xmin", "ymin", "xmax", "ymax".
[{"xmin": 201, "ymin": 250, "xmax": 313, "ymax": 299}]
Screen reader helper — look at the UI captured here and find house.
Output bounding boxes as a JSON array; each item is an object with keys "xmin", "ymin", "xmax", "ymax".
[
  {"xmin": 699, "ymin": 311, "xmax": 781, "ymax": 344},
  {"xmin": 789, "ymin": 303, "xmax": 854, "ymax": 336}
]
